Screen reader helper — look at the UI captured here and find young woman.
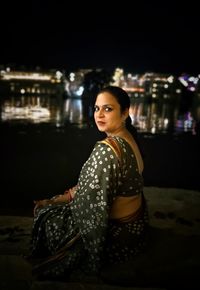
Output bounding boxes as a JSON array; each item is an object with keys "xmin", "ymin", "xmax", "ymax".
[{"xmin": 29, "ymin": 86, "xmax": 149, "ymax": 280}]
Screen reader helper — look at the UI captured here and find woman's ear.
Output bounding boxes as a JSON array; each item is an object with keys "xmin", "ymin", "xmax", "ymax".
[{"xmin": 123, "ymin": 108, "xmax": 129, "ymax": 120}]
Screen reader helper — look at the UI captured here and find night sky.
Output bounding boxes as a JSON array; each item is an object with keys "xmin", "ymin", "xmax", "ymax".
[{"xmin": 1, "ymin": 0, "xmax": 199, "ymax": 75}]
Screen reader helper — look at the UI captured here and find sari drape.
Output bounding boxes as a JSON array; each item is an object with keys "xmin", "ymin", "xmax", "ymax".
[{"xmin": 29, "ymin": 136, "xmax": 149, "ymax": 279}]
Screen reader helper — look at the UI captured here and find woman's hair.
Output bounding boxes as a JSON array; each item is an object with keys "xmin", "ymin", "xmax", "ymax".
[
  {"xmin": 98, "ymin": 85, "xmax": 131, "ymax": 113},
  {"xmin": 97, "ymin": 85, "xmax": 144, "ymax": 157}
]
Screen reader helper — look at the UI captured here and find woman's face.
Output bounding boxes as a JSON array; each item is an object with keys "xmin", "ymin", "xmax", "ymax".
[{"xmin": 94, "ymin": 91, "xmax": 128, "ymax": 135}]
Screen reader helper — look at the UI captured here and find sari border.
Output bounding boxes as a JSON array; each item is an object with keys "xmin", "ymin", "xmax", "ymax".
[{"xmin": 100, "ymin": 137, "xmax": 122, "ymax": 163}]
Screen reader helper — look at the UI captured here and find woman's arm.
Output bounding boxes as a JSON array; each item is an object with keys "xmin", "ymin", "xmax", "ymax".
[{"xmin": 33, "ymin": 185, "xmax": 77, "ymax": 216}]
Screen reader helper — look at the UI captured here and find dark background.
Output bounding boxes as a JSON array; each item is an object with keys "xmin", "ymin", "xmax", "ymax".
[{"xmin": 1, "ymin": 0, "xmax": 200, "ymax": 74}]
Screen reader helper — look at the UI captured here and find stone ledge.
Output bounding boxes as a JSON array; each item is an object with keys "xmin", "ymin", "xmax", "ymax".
[{"xmin": 0, "ymin": 187, "xmax": 200, "ymax": 289}]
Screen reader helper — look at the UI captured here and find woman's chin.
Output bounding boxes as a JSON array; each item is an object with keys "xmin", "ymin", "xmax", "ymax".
[{"xmin": 97, "ymin": 126, "xmax": 105, "ymax": 132}]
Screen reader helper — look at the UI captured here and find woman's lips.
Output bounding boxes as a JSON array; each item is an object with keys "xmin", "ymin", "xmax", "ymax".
[{"xmin": 97, "ymin": 121, "xmax": 106, "ymax": 126}]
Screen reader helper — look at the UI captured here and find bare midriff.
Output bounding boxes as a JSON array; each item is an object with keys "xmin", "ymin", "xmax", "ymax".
[{"xmin": 109, "ymin": 194, "xmax": 142, "ymax": 219}]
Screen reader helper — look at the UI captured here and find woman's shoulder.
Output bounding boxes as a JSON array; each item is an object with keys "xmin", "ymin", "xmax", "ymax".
[
  {"xmin": 97, "ymin": 136, "xmax": 126, "ymax": 162},
  {"xmin": 102, "ymin": 136, "xmax": 132, "ymax": 151},
  {"xmin": 98, "ymin": 136, "xmax": 122, "ymax": 149}
]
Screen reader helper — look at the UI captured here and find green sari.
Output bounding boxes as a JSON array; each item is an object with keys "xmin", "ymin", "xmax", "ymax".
[{"xmin": 29, "ymin": 136, "xmax": 149, "ymax": 279}]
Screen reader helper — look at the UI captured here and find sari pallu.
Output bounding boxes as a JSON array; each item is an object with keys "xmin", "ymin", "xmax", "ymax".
[{"xmin": 28, "ymin": 138, "xmax": 121, "ymax": 278}]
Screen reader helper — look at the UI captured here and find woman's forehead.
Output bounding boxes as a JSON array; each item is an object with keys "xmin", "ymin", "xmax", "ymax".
[{"xmin": 96, "ymin": 92, "xmax": 118, "ymax": 104}]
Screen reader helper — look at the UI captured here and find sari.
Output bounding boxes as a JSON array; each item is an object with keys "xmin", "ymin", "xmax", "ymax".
[{"xmin": 29, "ymin": 136, "xmax": 149, "ymax": 279}]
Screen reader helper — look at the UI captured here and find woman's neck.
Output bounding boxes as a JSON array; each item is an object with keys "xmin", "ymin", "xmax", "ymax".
[
  {"xmin": 106, "ymin": 125, "xmax": 128, "ymax": 138},
  {"xmin": 107, "ymin": 127, "xmax": 132, "ymax": 140}
]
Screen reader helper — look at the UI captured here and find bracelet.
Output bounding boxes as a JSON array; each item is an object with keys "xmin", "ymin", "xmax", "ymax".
[{"xmin": 68, "ymin": 192, "xmax": 73, "ymax": 202}]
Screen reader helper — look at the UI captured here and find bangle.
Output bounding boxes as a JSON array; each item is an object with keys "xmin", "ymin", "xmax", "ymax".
[{"xmin": 68, "ymin": 192, "xmax": 73, "ymax": 202}]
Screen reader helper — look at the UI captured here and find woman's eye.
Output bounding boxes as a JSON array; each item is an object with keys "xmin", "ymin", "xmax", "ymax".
[
  {"xmin": 105, "ymin": 107, "xmax": 112, "ymax": 112},
  {"xmin": 94, "ymin": 106, "xmax": 112, "ymax": 112}
]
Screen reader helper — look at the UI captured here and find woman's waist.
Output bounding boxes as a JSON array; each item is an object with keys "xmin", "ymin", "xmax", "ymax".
[{"xmin": 109, "ymin": 194, "xmax": 142, "ymax": 220}]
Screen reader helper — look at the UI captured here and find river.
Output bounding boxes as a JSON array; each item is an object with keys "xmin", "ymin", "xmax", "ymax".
[{"xmin": 0, "ymin": 93, "xmax": 199, "ymax": 135}]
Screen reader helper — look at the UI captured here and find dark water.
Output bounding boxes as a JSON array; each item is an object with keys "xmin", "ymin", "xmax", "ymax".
[
  {"xmin": 0, "ymin": 93, "xmax": 199, "ymax": 134},
  {"xmin": 0, "ymin": 94, "xmax": 200, "ymax": 214}
]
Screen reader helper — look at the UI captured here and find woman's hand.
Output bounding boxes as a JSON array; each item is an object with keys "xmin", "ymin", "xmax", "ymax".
[
  {"xmin": 33, "ymin": 199, "xmax": 52, "ymax": 216},
  {"xmin": 33, "ymin": 186, "xmax": 77, "ymax": 216},
  {"xmin": 64, "ymin": 186, "xmax": 77, "ymax": 201}
]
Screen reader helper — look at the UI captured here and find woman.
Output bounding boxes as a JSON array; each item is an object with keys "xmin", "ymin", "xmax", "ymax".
[{"xmin": 29, "ymin": 86, "xmax": 149, "ymax": 280}]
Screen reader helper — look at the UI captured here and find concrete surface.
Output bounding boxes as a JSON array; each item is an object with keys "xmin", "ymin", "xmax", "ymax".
[{"xmin": 0, "ymin": 186, "xmax": 200, "ymax": 290}]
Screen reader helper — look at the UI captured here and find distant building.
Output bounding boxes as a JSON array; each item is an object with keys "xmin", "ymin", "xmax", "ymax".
[{"xmin": 0, "ymin": 68, "xmax": 65, "ymax": 95}]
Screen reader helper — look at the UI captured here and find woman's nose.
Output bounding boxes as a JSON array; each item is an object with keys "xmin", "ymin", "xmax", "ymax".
[{"xmin": 97, "ymin": 108, "xmax": 104, "ymax": 117}]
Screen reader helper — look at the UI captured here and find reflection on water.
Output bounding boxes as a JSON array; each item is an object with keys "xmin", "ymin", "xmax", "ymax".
[
  {"xmin": 64, "ymin": 98, "xmax": 93, "ymax": 127},
  {"xmin": 2, "ymin": 97, "xmax": 51, "ymax": 123},
  {"xmin": 0, "ymin": 94, "xmax": 199, "ymax": 134}
]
